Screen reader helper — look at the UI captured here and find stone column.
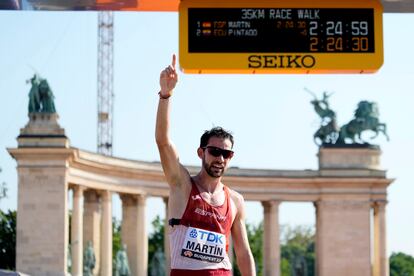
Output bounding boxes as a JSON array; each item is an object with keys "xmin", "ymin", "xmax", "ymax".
[
  {"xmin": 121, "ymin": 194, "xmax": 148, "ymax": 276},
  {"xmin": 315, "ymin": 200, "xmax": 371, "ymax": 276},
  {"xmin": 9, "ymin": 148, "xmax": 72, "ymax": 276},
  {"xmin": 71, "ymin": 186, "xmax": 84, "ymax": 276},
  {"xmin": 163, "ymin": 197, "xmax": 171, "ymax": 276},
  {"xmin": 100, "ymin": 190, "xmax": 112, "ymax": 276},
  {"xmin": 373, "ymin": 201, "xmax": 388, "ymax": 276},
  {"xmin": 83, "ymin": 190, "xmax": 101, "ymax": 275},
  {"xmin": 137, "ymin": 195, "xmax": 148, "ymax": 276},
  {"xmin": 262, "ymin": 201, "xmax": 280, "ymax": 276},
  {"xmin": 315, "ymin": 201, "xmax": 322, "ymax": 276}
]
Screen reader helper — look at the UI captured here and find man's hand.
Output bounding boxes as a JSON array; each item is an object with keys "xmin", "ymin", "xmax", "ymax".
[{"xmin": 159, "ymin": 54, "xmax": 178, "ymax": 98}]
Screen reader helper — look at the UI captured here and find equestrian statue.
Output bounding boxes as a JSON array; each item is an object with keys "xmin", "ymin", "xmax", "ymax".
[
  {"xmin": 308, "ymin": 90, "xmax": 389, "ymax": 146},
  {"xmin": 27, "ymin": 74, "xmax": 56, "ymax": 113}
]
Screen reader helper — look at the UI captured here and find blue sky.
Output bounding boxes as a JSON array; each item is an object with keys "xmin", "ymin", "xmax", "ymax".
[{"xmin": 0, "ymin": 11, "xmax": 413, "ymax": 257}]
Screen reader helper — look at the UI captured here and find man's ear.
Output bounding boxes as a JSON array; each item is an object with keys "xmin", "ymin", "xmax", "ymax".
[{"xmin": 197, "ymin": 147, "xmax": 203, "ymax": 159}]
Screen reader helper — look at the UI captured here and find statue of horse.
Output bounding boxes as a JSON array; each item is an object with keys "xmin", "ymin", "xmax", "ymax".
[
  {"xmin": 338, "ymin": 101, "xmax": 389, "ymax": 144},
  {"xmin": 314, "ymin": 119, "xmax": 339, "ymax": 145},
  {"xmin": 38, "ymin": 79, "xmax": 56, "ymax": 113}
]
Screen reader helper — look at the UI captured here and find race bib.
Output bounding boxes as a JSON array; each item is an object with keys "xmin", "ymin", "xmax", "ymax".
[{"xmin": 181, "ymin": 226, "xmax": 226, "ymax": 263}]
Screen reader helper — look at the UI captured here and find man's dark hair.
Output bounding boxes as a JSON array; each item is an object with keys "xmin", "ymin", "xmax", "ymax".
[{"xmin": 200, "ymin": 127, "xmax": 234, "ymax": 149}]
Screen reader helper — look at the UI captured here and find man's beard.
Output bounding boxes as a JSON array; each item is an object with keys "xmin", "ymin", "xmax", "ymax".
[{"xmin": 203, "ymin": 159, "xmax": 225, "ymax": 178}]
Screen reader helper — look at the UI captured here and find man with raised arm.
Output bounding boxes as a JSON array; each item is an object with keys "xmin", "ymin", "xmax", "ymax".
[{"xmin": 155, "ymin": 55, "xmax": 256, "ymax": 276}]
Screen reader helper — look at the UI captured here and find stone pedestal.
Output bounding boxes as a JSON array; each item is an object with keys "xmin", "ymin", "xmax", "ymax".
[
  {"xmin": 18, "ymin": 113, "xmax": 69, "ymax": 148},
  {"xmin": 318, "ymin": 145, "xmax": 381, "ymax": 170}
]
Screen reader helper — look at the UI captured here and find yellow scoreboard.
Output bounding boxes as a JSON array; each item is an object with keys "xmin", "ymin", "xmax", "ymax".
[{"xmin": 179, "ymin": 0, "xmax": 383, "ymax": 74}]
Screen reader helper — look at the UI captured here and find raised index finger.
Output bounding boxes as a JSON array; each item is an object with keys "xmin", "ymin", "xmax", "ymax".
[{"xmin": 172, "ymin": 54, "xmax": 176, "ymax": 70}]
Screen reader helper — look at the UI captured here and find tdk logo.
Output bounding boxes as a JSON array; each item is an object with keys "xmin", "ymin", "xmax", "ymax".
[
  {"xmin": 189, "ymin": 229, "xmax": 224, "ymax": 244},
  {"xmin": 189, "ymin": 229, "xmax": 198, "ymax": 238}
]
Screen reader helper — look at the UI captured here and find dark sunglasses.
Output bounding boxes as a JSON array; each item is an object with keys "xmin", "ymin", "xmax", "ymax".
[{"xmin": 202, "ymin": 146, "xmax": 234, "ymax": 159}]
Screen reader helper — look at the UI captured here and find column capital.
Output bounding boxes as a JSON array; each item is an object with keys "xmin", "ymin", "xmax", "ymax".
[
  {"xmin": 99, "ymin": 190, "xmax": 112, "ymax": 201},
  {"xmin": 120, "ymin": 193, "xmax": 136, "ymax": 206},
  {"xmin": 84, "ymin": 189, "xmax": 100, "ymax": 201},
  {"xmin": 372, "ymin": 200, "xmax": 388, "ymax": 214},
  {"xmin": 372, "ymin": 200, "xmax": 388, "ymax": 208},
  {"xmin": 120, "ymin": 193, "xmax": 147, "ymax": 206},
  {"xmin": 261, "ymin": 200, "xmax": 281, "ymax": 208},
  {"xmin": 71, "ymin": 185, "xmax": 86, "ymax": 196}
]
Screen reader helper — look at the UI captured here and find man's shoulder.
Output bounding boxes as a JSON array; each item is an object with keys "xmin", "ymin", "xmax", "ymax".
[{"xmin": 226, "ymin": 186, "xmax": 245, "ymax": 207}]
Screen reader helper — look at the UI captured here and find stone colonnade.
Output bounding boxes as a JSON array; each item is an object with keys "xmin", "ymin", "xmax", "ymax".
[
  {"xmin": 69, "ymin": 188, "xmax": 150, "ymax": 276},
  {"xmin": 66, "ymin": 187, "xmax": 390, "ymax": 276},
  {"xmin": 8, "ymin": 114, "xmax": 393, "ymax": 276}
]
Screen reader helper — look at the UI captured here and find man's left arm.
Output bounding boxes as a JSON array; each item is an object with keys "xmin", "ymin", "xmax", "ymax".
[{"xmin": 231, "ymin": 194, "xmax": 256, "ymax": 276}]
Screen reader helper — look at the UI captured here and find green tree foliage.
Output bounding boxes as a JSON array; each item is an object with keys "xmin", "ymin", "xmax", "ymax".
[
  {"xmin": 280, "ymin": 225, "xmax": 315, "ymax": 276},
  {"xmin": 113, "ymin": 218, "xmax": 122, "ymax": 260},
  {"xmin": 233, "ymin": 223, "xmax": 314, "ymax": 276},
  {"xmin": 247, "ymin": 222, "xmax": 264, "ymax": 274},
  {"xmin": 233, "ymin": 222, "xmax": 264, "ymax": 276},
  {"xmin": 390, "ymin": 252, "xmax": 414, "ymax": 276},
  {"xmin": 0, "ymin": 209, "xmax": 16, "ymax": 270}
]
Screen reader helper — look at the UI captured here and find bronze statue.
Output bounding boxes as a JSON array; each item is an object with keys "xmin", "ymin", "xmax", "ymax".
[
  {"xmin": 307, "ymin": 89, "xmax": 339, "ymax": 145},
  {"xmin": 150, "ymin": 247, "xmax": 166, "ymax": 276},
  {"xmin": 291, "ymin": 254, "xmax": 307, "ymax": 276},
  {"xmin": 38, "ymin": 79, "xmax": 56, "ymax": 113},
  {"xmin": 0, "ymin": 182, "xmax": 7, "ymax": 200},
  {"xmin": 83, "ymin": 241, "xmax": 96, "ymax": 276},
  {"xmin": 310, "ymin": 91, "xmax": 336, "ymax": 122},
  {"xmin": 27, "ymin": 74, "xmax": 56, "ymax": 113},
  {"xmin": 115, "ymin": 244, "xmax": 131, "ymax": 276},
  {"xmin": 309, "ymin": 91, "xmax": 389, "ymax": 146},
  {"xmin": 337, "ymin": 101, "xmax": 389, "ymax": 144},
  {"xmin": 28, "ymin": 74, "xmax": 41, "ymax": 113}
]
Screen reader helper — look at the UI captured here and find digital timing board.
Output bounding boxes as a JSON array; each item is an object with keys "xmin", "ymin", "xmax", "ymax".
[{"xmin": 179, "ymin": 0, "xmax": 383, "ymax": 73}]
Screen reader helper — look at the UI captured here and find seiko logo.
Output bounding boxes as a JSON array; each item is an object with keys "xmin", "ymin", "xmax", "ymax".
[{"xmin": 248, "ymin": 54, "xmax": 316, "ymax": 69}]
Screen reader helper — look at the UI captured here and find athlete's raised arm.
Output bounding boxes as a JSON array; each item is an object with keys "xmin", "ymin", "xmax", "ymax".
[{"xmin": 155, "ymin": 55, "xmax": 186, "ymax": 187}]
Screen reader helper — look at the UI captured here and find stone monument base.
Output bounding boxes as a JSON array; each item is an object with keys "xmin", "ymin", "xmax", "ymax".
[
  {"xmin": 18, "ymin": 113, "xmax": 69, "ymax": 148},
  {"xmin": 318, "ymin": 144, "xmax": 381, "ymax": 170}
]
